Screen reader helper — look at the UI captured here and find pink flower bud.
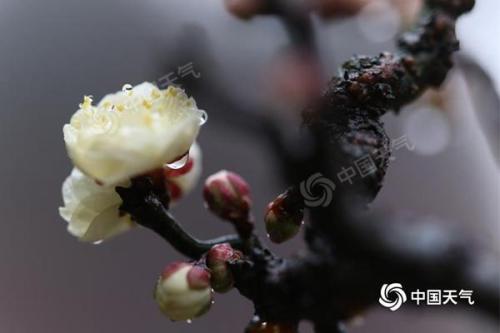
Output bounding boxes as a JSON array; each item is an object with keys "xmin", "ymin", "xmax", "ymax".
[
  {"xmin": 265, "ymin": 188, "xmax": 304, "ymax": 244},
  {"xmin": 206, "ymin": 243, "xmax": 242, "ymax": 293},
  {"xmin": 203, "ymin": 171, "xmax": 253, "ymax": 236},
  {"xmin": 155, "ymin": 262, "xmax": 213, "ymax": 321}
]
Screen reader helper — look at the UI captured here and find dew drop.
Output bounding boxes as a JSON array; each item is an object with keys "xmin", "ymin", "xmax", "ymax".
[
  {"xmin": 122, "ymin": 84, "xmax": 133, "ymax": 92},
  {"xmin": 211, "ymin": 300, "xmax": 215, "ymax": 305},
  {"xmin": 166, "ymin": 154, "xmax": 189, "ymax": 170},
  {"xmin": 93, "ymin": 240, "xmax": 104, "ymax": 245},
  {"xmin": 199, "ymin": 110, "xmax": 208, "ymax": 126},
  {"xmin": 186, "ymin": 319, "xmax": 192, "ymax": 324}
]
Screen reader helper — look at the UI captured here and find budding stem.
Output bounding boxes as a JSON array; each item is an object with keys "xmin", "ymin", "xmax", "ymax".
[
  {"xmin": 140, "ymin": 207, "xmax": 244, "ymax": 259},
  {"xmin": 117, "ymin": 179, "xmax": 244, "ymax": 259}
]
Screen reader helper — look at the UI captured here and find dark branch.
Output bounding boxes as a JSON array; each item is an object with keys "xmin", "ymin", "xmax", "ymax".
[
  {"xmin": 228, "ymin": 0, "xmax": 499, "ymax": 329},
  {"xmin": 115, "ymin": 0, "xmax": 499, "ymax": 331},
  {"xmin": 116, "ymin": 178, "xmax": 243, "ymax": 259}
]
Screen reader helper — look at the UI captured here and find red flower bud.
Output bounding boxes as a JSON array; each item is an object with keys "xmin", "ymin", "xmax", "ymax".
[
  {"xmin": 265, "ymin": 188, "xmax": 304, "ymax": 244},
  {"xmin": 203, "ymin": 170, "xmax": 253, "ymax": 237},
  {"xmin": 206, "ymin": 243, "xmax": 242, "ymax": 293},
  {"xmin": 155, "ymin": 262, "xmax": 213, "ymax": 321}
]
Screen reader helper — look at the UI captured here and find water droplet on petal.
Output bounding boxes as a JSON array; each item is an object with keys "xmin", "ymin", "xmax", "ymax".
[
  {"xmin": 166, "ymin": 154, "xmax": 189, "ymax": 170},
  {"xmin": 199, "ymin": 110, "xmax": 208, "ymax": 126},
  {"xmin": 186, "ymin": 319, "xmax": 192, "ymax": 324},
  {"xmin": 122, "ymin": 84, "xmax": 133, "ymax": 92}
]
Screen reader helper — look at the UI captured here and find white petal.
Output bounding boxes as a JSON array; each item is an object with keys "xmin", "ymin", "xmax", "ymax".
[
  {"xmin": 64, "ymin": 83, "xmax": 205, "ymax": 186},
  {"xmin": 59, "ymin": 168, "xmax": 134, "ymax": 242},
  {"xmin": 80, "ymin": 204, "xmax": 134, "ymax": 243}
]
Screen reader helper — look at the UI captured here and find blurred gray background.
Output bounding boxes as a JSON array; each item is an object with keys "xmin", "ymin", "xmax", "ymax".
[{"xmin": 0, "ymin": 0, "xmax": 498, "ymax": 332}]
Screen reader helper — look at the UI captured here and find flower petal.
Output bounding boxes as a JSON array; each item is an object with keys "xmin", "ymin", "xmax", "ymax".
[
  {"xmin": 59, "ymin": 168, "xmax": 134, "ymax": 242},
  {"xmin": 64, "ymin": 83, "xmax": 205, "ymax": 186}
]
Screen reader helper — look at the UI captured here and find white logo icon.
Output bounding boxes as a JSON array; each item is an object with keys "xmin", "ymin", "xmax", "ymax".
[
  {"xmin": 299, "ymin": 173, "xmax": 336, "ymax": 207},
  {"xmin": 379, "ymin": 283, "xmax": 407, "ymax": 311}
]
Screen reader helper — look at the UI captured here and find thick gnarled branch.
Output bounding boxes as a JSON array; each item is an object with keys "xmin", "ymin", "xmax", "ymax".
[{"xmin": 117, "ymin": 0, "xmax": 499, "ymax": 331}]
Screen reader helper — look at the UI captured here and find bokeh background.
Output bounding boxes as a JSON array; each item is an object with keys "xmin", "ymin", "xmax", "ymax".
[{"xmin": 0, "ymin": 0, "xmax": 498, "ymax": 332}]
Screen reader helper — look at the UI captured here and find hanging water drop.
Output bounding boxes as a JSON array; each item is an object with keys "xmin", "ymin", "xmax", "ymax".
[
  {"xmin": 166, "ymin": 153, "xmax": 189, "ymax": 170},
  {"xmin": 122, "ymin": 84, "xmax": 133, "ymax": 92},
  {"xmin": 186, "ymin": 319, "xmax": 192, "ymax": 324},
  {"xmin": 199, "ymin": 110, "xmax": 208, "ymax": 126}
]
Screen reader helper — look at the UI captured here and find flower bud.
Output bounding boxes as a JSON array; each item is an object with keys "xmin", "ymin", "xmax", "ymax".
[
  {"xmin": 203, "ymin": 170, "xmax": 252, "ymax": 225},
  {"xmin": 154, "ymin": 262, "xmax": 213, "ymax": 321},
  {"xmin": 206, "ymin": 243, "xmax": 242, "ymax": 293},
  {"xmin": 265, "ymin": 188, "xmax": 304, "ymax": 244}
]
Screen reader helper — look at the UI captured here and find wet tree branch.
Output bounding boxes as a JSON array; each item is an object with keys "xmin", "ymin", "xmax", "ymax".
[
  {"xmin": 118, "ymin": 0, "xmax": 499, "ymax": 331},
  {"xmin": 117, "ymin": 178, "xmax": 243, "ymax": 259}
]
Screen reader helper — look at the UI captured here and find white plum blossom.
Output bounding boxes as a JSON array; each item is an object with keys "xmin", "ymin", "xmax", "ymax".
[
  {"xmin": 59, "ymin": 143, "xmax": 202, "ymax": 242},
  {"xmin": 60, "ymin": 81, "xmax": 205, "ymax": 242},
  {"xmin": 63, "ymin": 82, "xmax": 206, "ymax": 186},
  {"xmin": 59, "ymin": 168, "xmax": 134, "ymax": 243}
]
